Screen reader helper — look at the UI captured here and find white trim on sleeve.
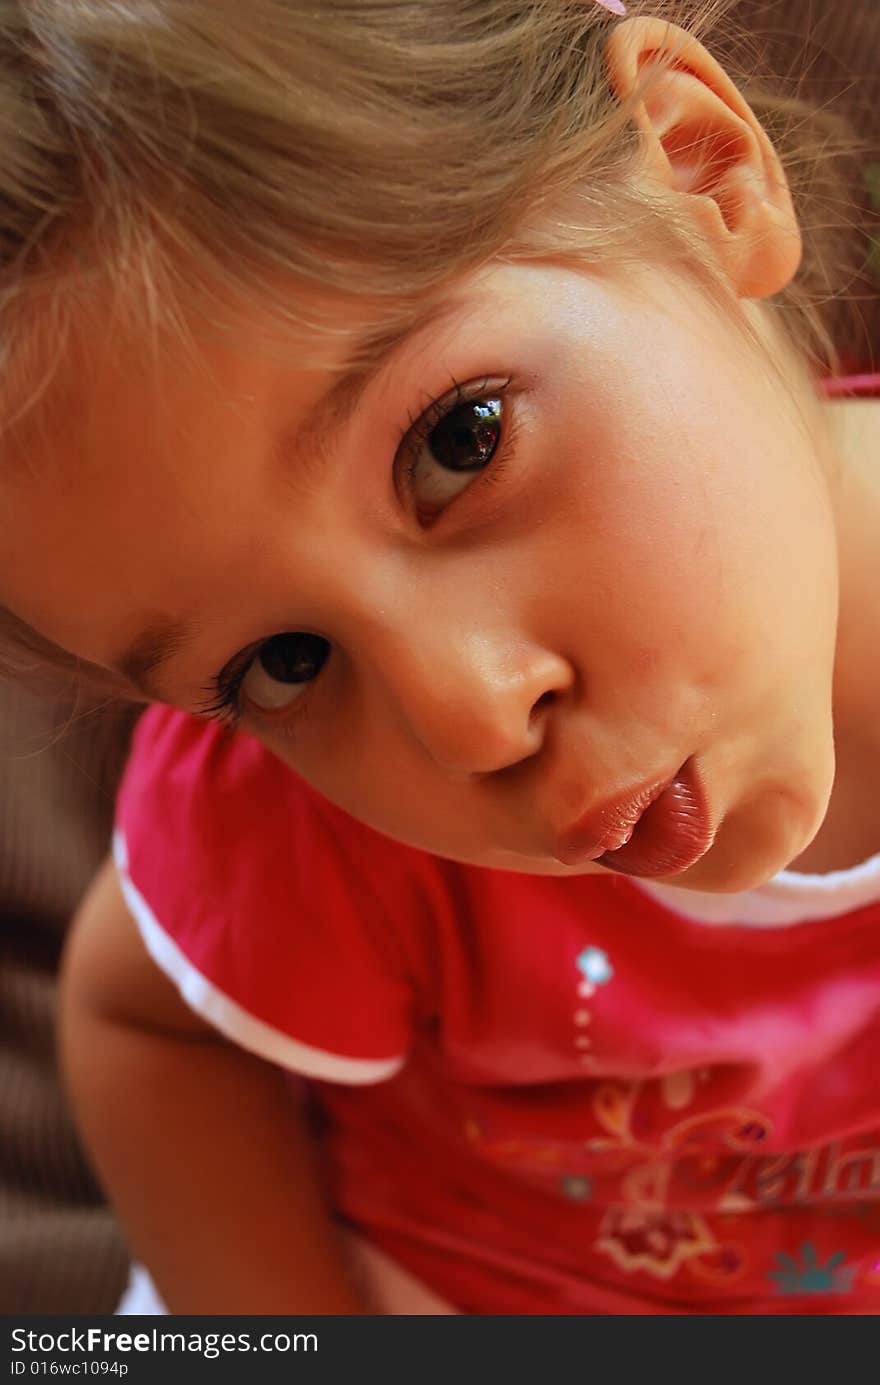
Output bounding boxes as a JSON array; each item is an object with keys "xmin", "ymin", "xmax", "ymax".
[{"xmin": 112, "ymin": 830, "xmax": 405, "ymax": 1086}]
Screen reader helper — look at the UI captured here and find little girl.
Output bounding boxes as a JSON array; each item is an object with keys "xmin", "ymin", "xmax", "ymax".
[{"xmin": 1, "ymin": 0, "xmax": 879, "ymax": 1313}]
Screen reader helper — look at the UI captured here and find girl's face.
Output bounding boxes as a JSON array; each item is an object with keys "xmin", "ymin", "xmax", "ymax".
[{"xmin": 1, "ymin": 262, "xmax": 839, "ymax": 891}]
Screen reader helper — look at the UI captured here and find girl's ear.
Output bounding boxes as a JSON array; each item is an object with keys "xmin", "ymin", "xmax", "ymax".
[{"xmin": 605, "ymin": 18, "xmax": 801, "ymax": 298}]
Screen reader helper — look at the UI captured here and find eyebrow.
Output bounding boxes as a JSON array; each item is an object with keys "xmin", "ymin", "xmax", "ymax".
[
  {"xmin": 112, "ymin": 293, "xmax": 475, "ymax": 700},
  {"xmin": 115, "ymin": 617, "xmax": 202, "ymax": 701},
  {"xmin": 280, "ymin": 292, "xmax": 476, "ymax": 494}
]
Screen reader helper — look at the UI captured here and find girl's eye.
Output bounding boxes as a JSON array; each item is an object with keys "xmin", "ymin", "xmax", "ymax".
[
  {"xmin": 239, "ymin": 632, "xmax": 330, "ymax": 711},
  {"xmin": 402, "ymin": 386, "xmax": 505, "ymax": 517}
]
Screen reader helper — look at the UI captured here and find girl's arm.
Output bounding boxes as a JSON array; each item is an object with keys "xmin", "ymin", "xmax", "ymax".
[{"xmin": 59, "ymin": 856, "xmax": 368, "ymax": 1314}]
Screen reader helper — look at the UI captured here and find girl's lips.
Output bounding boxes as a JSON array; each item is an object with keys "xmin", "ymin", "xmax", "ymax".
[{"xmin": 555, "ymin": 758, "xmax": 714, "ymax": 877}]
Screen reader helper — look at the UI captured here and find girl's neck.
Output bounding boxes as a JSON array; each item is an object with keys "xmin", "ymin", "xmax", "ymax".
[{"xmin": 789, "ymin": 396, "xmax": 880, "ymax": 874}]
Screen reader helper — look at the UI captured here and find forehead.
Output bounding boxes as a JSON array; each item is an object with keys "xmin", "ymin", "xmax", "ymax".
[
  {"xmin": 0, "ymin": 271, "xmax": 493, "ymax": 666},
  {"xmin": 0, "ymin": 301, "xmax": 382, "ymax": 528},
  {"xmin": 0, "ymin": 258, "xmax": 751, "ymax": 690}
]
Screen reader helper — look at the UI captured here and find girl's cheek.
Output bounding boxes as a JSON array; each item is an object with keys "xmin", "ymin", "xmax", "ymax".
[{"xmin": 629, "ymin": 646, "xmax": 663, "ymax": 680}]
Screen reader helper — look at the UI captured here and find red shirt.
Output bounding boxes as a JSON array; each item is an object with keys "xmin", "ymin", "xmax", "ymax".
[{"xmin": 116, "ymin": 706, "xmax": 880, "ymax": 1313}]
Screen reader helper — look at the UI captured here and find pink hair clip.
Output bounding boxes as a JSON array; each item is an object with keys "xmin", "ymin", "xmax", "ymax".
[{"xmin": 594, "ymin": 0, "xmax": 627, "ymax": 13}]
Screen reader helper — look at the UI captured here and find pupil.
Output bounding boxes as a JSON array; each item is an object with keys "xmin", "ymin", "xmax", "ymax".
[
  {"xmin": 259, "ymin": 632, "xmax": 329, "ymax": 684},
  {"xmin": 429, "ymin": 398, "xmax": 501, "ymax": 472}
]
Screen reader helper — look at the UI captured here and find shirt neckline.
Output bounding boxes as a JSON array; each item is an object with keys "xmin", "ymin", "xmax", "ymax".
[{"xmin": 634, "ymin": 852, "xmax": 880, "ymax": 927}]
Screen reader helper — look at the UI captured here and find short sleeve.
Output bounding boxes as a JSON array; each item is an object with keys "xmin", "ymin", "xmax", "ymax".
[{"xmin": 114, "ymin": 706, "xmax": 416, "ymax": 1084}]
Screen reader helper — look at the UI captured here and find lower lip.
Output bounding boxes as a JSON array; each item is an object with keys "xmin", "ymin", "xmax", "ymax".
[
  {"xmin": 597, "ymin": 759, "xmax": 714, "ymax": 878},
  {"xmin": 556, "ymin": 759, "xmax": 714, "ymax": 879}
]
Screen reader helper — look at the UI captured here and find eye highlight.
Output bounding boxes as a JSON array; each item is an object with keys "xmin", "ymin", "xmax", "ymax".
[
  {"xmin": 397, "ymin": 377, "xmax": 513, "ymax": 522},
  {"xmin": 199, "ymin": 632, "xmax": 330, "ymax": 727}
]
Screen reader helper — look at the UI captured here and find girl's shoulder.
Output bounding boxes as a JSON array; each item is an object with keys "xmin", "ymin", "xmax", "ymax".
[
  {"xmin": 819, "ymin": 373, "xmax": 880, "ymax": 482},
  {"xmin": 114, "ymin": 704, "xmax": 419, "ymax": 1080},
  {"xmin": 116, "ymin": 703, "xmax": 432, "ymax": 905}
]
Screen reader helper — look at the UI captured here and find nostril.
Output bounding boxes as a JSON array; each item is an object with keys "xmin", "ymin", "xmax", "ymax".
[{"xmin": 530, "ymin": 689, "xmax": 557, "ymax": 722}]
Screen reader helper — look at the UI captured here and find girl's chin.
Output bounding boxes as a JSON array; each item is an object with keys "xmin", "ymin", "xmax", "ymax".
[{"xmin": 663, "ymin": 824, "xmax": 822, "ymax": 895}]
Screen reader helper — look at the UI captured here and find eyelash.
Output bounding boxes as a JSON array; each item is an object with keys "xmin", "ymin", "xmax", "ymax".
[
  {"xmin": 195, "ymin": 647, "xmax": 267, "ymax": 730},
  {"xmin": 199, "ymin": 377, "xmax": 518, "ymax": 729},
  {"xmin": 196, "ymin": 657, "xmax": 320, "ymax": 736}
]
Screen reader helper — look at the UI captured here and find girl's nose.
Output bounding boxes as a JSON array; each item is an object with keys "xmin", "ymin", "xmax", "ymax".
[{"xmin": 381, "ymin": 627, "xmax": 574, "ymax": 778}]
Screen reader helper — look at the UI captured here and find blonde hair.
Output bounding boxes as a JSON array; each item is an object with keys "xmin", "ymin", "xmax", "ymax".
[{"xmin": 0, "ymin": 0, "xmax": 867, "ymax": 695}]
